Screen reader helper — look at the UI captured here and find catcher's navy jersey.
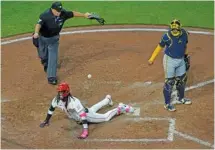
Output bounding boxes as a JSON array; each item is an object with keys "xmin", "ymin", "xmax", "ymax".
[
  {"xmin": 159, "ymin": 28, "xmax": 189, "ymax": 58},
  {"xmin": 38, "ymin": 9, "xmax": 74, "ymax": 37}
]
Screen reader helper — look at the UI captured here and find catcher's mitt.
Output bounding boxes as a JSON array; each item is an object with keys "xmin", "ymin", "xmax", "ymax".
[
  {"xmin": 88, "ymin": 13, "xmax": 105, "ymax": 25},
  {"xmin": 184, "ymin": 54, "xmax": 190, "ymax": 71}
]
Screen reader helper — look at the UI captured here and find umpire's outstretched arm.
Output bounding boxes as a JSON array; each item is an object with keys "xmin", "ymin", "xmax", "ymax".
[{"xmin": 73, "ymin": 11, "xmax": 91, "ymax": 18}]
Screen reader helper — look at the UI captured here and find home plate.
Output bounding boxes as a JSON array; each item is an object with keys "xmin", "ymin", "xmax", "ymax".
[{"xmin": 126, "ymin": 107, "xmax": 140, "ymax": 116}]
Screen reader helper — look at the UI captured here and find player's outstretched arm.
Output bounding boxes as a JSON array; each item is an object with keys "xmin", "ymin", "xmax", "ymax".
[{"xmin": 39, "ymin": 98, "xmax": 57, "ymax": 128}]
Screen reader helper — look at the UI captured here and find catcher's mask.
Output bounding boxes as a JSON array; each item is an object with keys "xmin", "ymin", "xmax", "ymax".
[
  {"xmin": 57, "ymin": 82, "xmax": 70, "ymax": 100},
  {"xmin": 169, "ymin": 19, "xmax": 182, "ymax": 37}
]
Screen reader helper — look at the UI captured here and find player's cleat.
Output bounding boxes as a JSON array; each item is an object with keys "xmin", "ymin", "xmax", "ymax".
[
  {"xmin": 106, "ymin": 95, "xmax": 113, "ymax": 106},
  {"xmin": 164, "ymin": 104, "xmax": 176, "ymax": 112},
  {"xmin": 117, "ymin": 103, "xmax": 134, "ymax": 114},
  {"xmin": 78, "ymin": 128, "xmax": 88, "ymax": 139}
]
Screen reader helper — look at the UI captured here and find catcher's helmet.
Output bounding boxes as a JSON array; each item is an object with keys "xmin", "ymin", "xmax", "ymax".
[
  {"xmin": 169, "ymin": 19, "xmax": 182, "ymax": 36},
  {"xmin": 57, "ymin": 82, "xmax": 70, "ymax": 98}
]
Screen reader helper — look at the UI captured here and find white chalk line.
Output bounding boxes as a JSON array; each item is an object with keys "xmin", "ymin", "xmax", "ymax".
[
  {"xmin": 1, "ymin": 99, "xmax": 12, "ymax": 103},
  {"xmin": 167, "ymin": 118, "xmax": 175, "ymax": 141},
  {"xmin": 1, "ymin": 28, "xmax": 213, "ymax": 45},
  {"xmin": 174, "ymin": 130, "xmax": 214, "ymax": 148},
  {"xmin": 87, "ymin": 138, "xmax": 168, "ymax": 142},
  {"xmin": 128, "ymin": 117, "xmax": 171, "ymax": 121},
  {"xmin": 171, "ymin": 79, "xmax": 214, "ymax": 104},
  {"xmin": 132, "ymin": 79, "xmax": 214, "ymax": 106},
  {"xmin": 185, "ymin": 79, "xmax": 214, "ymax": 91}
]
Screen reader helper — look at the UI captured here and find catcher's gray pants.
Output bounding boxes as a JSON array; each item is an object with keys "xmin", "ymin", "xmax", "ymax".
[
  {"xmin": 163, "ymin": 54, "xmax": 186, "ymax": 78},
  {"xmin": 38, "ymin": 35, "xmax": 59, "ymax": 79}
]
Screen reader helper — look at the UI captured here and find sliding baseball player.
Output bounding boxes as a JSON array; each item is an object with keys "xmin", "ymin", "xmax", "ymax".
[{"xmin": 39, "ymin": 82, "xmax": 134, "ymax": 139}]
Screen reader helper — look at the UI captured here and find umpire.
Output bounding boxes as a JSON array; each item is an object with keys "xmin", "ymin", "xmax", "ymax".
[{"xmin": 33, "ymin": 1, "xmax": 105, "ymax": 85}]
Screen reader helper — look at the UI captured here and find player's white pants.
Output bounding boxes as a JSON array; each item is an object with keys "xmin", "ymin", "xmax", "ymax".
[{"xmin": 86, "ymin": 96, "xmax": 118, "ymax": 123}]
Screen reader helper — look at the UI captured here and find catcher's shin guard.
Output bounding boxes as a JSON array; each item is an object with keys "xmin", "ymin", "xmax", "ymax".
[
  {"xmin": 163, "ymin": 78, "xmax": 175, "ymax": 104},
  {"xmin": 175, "ymin": 73, "xmax": 186, "ymax": 100}
]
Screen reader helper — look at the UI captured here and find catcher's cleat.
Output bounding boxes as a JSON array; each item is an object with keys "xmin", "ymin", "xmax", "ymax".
[
  {"xmin": 164, "ymin": 104, "xmax": 176, "ymax": 112},
  {"xmin": 117, "ymin": 103, "xmax": 134, "ymax": 115},
  {"xmin": 177, "ymin": 98, "xmax": 192, "ymax": 105},
  {"xmin": 106, "ymin": 95, "xmax": 113, "ymax": 106}
]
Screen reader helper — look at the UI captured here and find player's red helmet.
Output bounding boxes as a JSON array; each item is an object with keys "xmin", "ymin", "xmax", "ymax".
[{"xmin": 57, "ymin": 82, "xmax": 70, "ymax": 98}]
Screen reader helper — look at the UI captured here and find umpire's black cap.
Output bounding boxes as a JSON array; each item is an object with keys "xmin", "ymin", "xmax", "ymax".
[{"xmin": 51, "ymin": 1, "xmax": 63, "ymax": 12}]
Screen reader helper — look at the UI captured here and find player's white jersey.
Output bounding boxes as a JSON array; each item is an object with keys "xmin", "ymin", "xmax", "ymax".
[
  {"xmin": 49, "ymin": 96, "xmax": 85, "ymax": 122},
  {"xmin": 47, "ymin": 94, "xmax": 128, "ymax": 124}
]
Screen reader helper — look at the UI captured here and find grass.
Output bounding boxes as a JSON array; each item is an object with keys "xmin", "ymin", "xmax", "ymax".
[{"xmin": 1, "ymin": 1, "xmax": 214, "ymax": 37}]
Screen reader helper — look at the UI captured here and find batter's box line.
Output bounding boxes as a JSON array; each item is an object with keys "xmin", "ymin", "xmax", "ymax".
[
  {"xmin": 86, "ymin": 117, "xmax": 175, "ymax": 143},
  {"xmin": 85, "ymin": 117, "xmax": 214, "ymax": 148},
  {"xmin": 127, "ymin": 117, "xmax": 176, "ymax": 142},
  {"xmin": 87, "ymin": 138, "xmax": 168, "ymax": 142},
  {"xmin": 173, "ymin": 130, "xmax": 214, "ymax": 148}
]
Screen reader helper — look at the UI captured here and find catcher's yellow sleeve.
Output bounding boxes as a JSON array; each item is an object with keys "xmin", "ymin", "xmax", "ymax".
[
  {"xmin": 149, "ymin": 44, "xmax": 163, "ymax": 62},
  {"xmin": 185, "ymin": 48, "xmax": 188, "ymax": 55}
]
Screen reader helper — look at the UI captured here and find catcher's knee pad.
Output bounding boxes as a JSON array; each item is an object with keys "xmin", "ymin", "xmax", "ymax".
[
  {"xmin": 164, "ymin": 77, "xmax": 175, "ymax": 92},
  {"xmin": 176, "ymin": 73, "xmax": 187, "ymax": 88}
]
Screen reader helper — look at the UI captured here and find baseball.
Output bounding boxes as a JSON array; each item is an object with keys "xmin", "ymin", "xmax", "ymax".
[{"xmin": 87, "ymin": 74, "xmax": 92, "ymax": 79}]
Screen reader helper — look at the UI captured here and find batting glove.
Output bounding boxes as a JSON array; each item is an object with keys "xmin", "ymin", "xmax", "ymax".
[{"xmin": 39, "ymin": 120, "xmax": 49, "ymax": 128}]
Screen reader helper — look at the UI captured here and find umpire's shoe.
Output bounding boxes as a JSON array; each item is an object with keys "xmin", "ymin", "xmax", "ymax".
[{"xmin": 48, "ymin": 77, "xmax": 57, "ymax": 85}]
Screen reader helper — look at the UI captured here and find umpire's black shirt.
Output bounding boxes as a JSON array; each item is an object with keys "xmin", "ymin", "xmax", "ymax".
[{"xmin": 37, "ymin": 9, "xmax": 74, "ymax": 37}]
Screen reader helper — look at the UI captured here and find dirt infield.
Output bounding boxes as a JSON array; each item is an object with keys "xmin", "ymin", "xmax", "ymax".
[{"xmin": 1, "ymin": 25, "xmax": 214, "ymax": 149}]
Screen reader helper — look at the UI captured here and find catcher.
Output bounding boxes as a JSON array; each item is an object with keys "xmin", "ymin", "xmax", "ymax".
[
  {"xmin": 39, "ymin": 82, "xmax": 134, "ymax": 139},
  {"xmin": 148, "ymin": 19, "xmax": 191, "ymax": 112},
  {"xmin": 32, "ymin": 1, "xmax": 105, "ymax": 85}
]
